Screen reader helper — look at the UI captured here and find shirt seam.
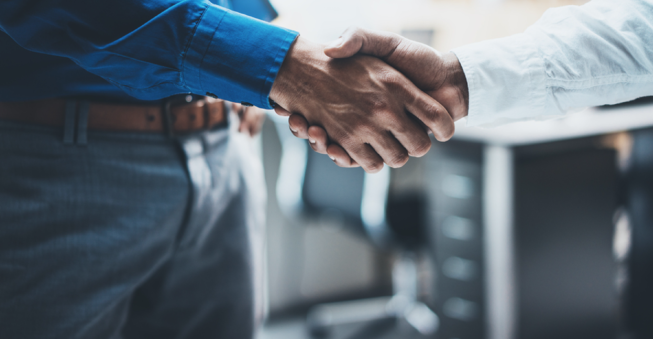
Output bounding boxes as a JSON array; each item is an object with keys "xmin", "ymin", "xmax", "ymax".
[
  {"xmin": 196, "ymin": 10, "xmax": 229, "ymax": 92},
  {"xmin": 179, "ymin": 3, "xmax": 210, "ymax": 90},
  {"xmin": 107, "ymin": 79, "xmax": 178, "ymax": 91},
  {"xmin": 525, "ymin": 32, "xmax": 548, "ymax": 118},
  {"xmin": 545, "ymin": 74, "xmax": 653, "ymax": 90}
]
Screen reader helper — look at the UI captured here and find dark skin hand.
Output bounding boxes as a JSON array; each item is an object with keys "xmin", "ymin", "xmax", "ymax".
[
  {"xmin": 269, "ymin": 36, "xmax": 455, "ymax": 173},
  {"xmin": 286, "ymin": 27, "xmax": 470, "ymax": 168}
]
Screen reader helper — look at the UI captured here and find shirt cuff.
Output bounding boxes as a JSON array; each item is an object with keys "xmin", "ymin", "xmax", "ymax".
[
  {"xmin": 452, "ymin": 33, "xmax": 549, "ymax": 127},
  {"xmin": 182, "ymin": 4, "xmax": 298, "ymax": 109}
]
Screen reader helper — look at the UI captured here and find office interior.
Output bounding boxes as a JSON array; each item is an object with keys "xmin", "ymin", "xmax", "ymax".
[{"xmin": 255, "ymin": 0, "xmax": 653, "ymax": 338}]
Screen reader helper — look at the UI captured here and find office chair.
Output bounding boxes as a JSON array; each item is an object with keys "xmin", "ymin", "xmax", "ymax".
[{"xmin": 271, "ymin": 117, "xmax": 439, "ymax": 338}]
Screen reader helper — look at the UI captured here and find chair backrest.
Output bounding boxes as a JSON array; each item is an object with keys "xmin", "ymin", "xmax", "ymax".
[
  {"xmin": 302, "ymin": 149, "xmax": 366, "ymax": 230},
  {"xmin": 272, "ymin": 116, "xmax": 392, "ymax": 248}
]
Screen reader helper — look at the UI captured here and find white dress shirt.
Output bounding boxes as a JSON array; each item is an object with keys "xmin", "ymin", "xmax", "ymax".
[{"xmin": 452, "ymin": 0, "xmax": 653, "ymax": 126}]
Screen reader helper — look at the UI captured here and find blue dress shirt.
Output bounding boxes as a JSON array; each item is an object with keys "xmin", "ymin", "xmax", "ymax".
[{"xmin": 0, "ymin": 0, "xmax": 298, "ymax": 109}]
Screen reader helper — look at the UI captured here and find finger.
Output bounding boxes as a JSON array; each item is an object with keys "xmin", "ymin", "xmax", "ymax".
[
  {"xmin": 238, "ymin": 108, "xmax": 262, "ymax": 137},
  {"xmin": 327, "ymin": 144, "xmax": 359, "ymax": 168},
  {"xmin": 307, "ymin": 125, "xmax": 328, "ymax": 154},
  {"xmin": 395, "ymin": 79, "xmax": 455, "ymax": 142},
  {"xmin": 273, "ymin": 105, "xmax": 292, "ymax": 117},
  {"xmin": 324, "ymin": 26, "xmax": 402, "ymax": 60},
  {"xmin": 232, "ymin": 102, "xmax": 243, "ymax": 114},
  {"xmin": 344, "ymin": 142, "xmax": 384, "ymax": 173},
  {"xmin": 288, "ymin": 114, "xmax": 309, "ymax": 139},
  {"xmin": 234, "ymin": 108, "xmax": 252, "ymax": 136},
  {"xmin": 324, "ymin": 27, "xmax": 363, "ymax": 59},
  {"xmin": 393, "ymin": 113, "xmax": 433, "ymax": 157},
  {"xmin": 238, "ymin": 108, "xmax": 247, "ymax": 134},
  {"xmin": 367, "ymin": 132, "xmax": 409, "ymax": 168},
  {"xmin": 250, "ymin": 112, "xmax": 265, "ymax": 136}
]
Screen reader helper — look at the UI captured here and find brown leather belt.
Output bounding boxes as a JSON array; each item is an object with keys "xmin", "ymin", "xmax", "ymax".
[{"xmin": 0, "ymin": 97, "xmax": 227, "ymax": 134}]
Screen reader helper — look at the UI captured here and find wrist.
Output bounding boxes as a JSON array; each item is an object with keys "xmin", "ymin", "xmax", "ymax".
[
  {"xmin": 269, "ymin": 36, "xmax": 326, "ymax": 108},
  {"xmin": 443, "ymin": 52, "xmax": 469, "ymax": 120}
]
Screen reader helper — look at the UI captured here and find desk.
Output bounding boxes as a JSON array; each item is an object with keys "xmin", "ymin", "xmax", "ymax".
[
  {"xmin": 423, "ymin": 102, "xmax": 653, "ymax": 339},
  {"xmin": 454, "ymin": 101, "xmax": 653, "ymax": 146}
]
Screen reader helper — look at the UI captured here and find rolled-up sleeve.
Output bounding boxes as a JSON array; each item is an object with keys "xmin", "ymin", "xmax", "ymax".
[
  {"xmin": 0, "ymin": 0, "xmax": 298, "ymax": 108},
  {"xmin": 452, "ymin": 0, "xmax": 653, "ymax": 126}
]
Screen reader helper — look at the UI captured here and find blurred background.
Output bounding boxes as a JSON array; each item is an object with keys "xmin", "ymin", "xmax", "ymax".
[{"xmin": 252, "ymin": 0, "xmax": 653, "ymax": 338}]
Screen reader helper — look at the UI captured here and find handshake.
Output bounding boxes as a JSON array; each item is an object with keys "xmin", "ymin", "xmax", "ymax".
[{"xmin": 269, "ymin": 27, "xmax": 469, "ymax": 173}]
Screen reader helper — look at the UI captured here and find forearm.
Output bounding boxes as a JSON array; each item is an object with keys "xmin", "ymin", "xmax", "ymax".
[
  {"xmin": 452, "ymin": 0, "xmax": 653, "ymax": 126},
  {"xmin": 0, "ymin": 0, "xmax": 298, "ymax": 107}
]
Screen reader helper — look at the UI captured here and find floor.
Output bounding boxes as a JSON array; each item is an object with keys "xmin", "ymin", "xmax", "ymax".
[{"xmin": 260, "ymin": 316, "xmax": 430, "ymax": 339}]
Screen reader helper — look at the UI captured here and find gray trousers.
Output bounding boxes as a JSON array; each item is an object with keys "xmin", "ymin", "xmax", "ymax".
[{"xmin": 0, "ymin": 112, "xmax": 267, "ymax": 339}]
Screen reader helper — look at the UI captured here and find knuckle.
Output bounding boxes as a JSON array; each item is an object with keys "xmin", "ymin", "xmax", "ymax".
[
  {"xmin": 423, "ymin": 107, "xmax": 441, "ymax": 124},
  {"xmin": 424, "ymin": 107, "xmax": 445, "ymax": 127},
  {"xmin": 368, "ymin": 97, "xmax": 390, "ymax": 113},
  {"xmin": 379, "ymin": 71, "xmax": 402, "ymax": 86},
  {"xmin": 359, "ymin": 122, "xmax": 377, "ymax": 136},
  {"xmin": 338, "ymin": 132, "xmax": 357, "ymax": 147}
]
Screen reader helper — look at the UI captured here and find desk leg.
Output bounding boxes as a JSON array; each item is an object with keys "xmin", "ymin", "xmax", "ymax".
[{"xmin": 483, "ymin": 145, "xmax": 516, "ymax": 339}]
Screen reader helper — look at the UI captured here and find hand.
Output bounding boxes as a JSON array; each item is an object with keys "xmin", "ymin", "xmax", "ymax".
[
  {"xmin": 288, "ymin": 27, "xmax": 469, "ymax": 168},
  {"xmin": 232, "ymin": 102, "xmax": 265, "ymax": 136},
  {"xmin": 269, "ymin": 36, "xmax": 454, "ymax": 173}
]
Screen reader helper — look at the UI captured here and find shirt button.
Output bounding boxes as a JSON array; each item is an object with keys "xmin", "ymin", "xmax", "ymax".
[{"xmin": 241, "ymin": 101, "xmax": 253, "ymax": 107}]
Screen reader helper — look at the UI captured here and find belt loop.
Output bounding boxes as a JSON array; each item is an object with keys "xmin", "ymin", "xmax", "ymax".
[
  {"xmin": 161, "ymin": 99, "xmax": 175, "ymax": 138},
  {"xmin": 63, "ymin": 100, "xmax": 77, "ymax": 145},
  {"xmin": 76, "ymin": 101, "xmax": 89, "ymax": 145},
  {"xmin": 202, "ymin": 99, "xmax": 211, "ymax": 130}
]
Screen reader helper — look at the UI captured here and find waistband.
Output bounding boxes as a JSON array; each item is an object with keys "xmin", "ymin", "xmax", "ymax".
[{"xmin": 0, "ymin": 95, "xmax": 227, "ymax": 137}]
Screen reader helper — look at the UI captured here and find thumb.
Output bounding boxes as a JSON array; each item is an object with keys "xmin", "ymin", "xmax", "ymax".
[
  {"xmin": 324, "ymin": 29, "xmax": 363, "ymax": 58},
  {"xmin": 324, "ymin": 26, "xmax": 403, "ymax": 60}
]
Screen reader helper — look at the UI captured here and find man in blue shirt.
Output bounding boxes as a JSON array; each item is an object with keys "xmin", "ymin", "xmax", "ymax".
[
  {"xmin": 0, "ymin": 0, "xmax": 453, "ymax": 338},
  {"xmin": 0, "ymin": 0, "xmax": 454, "ymax": 171}
]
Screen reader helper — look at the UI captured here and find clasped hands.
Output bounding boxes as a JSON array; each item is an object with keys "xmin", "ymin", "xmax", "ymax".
[{"xmin": 269, "ymin": 27, "xmax": 469, "ymax": 173}]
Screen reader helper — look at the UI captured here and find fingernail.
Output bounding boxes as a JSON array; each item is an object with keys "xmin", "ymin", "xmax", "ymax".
[
  {"xmin": 290, "ymin": 127, "xmax": 297, "ymax": 133},
  {"xmin": 326, "ymin": 37, "xmax": 343, "ymax": 49},
  {"xmin": 329, "ymin": 155, "xmax": 336, "ymax": 161},
  {"xmin": 309, "ymin": 138, "xmax": 316, "ymax": 144}
]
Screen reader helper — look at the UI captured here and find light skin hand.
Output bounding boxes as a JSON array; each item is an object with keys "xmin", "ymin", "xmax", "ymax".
[
  {"xmin": 288, "ymin": 27, "xmax": 470, "ymax": 168},
  {"xmin": 232, "ymin": 102, "xmax": 265, "ymax": 136},
  {"xmin": 269, "ymin": 36, "xmax": 454, "ymax": 173}
]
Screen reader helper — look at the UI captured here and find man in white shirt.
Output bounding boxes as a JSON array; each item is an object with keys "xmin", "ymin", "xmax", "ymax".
[
  {"xmin": 285, "ymin": 0, "xmax": 653, "ymax": 168},
  {"xmin": 283, "ymin": 1, "xmax": 653, "ymax": 337}
]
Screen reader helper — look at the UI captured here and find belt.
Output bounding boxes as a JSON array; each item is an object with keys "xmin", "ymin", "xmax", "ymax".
[{"xmin": 0, "ymin": 96, "xmax": 227, "ymax": 135}]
